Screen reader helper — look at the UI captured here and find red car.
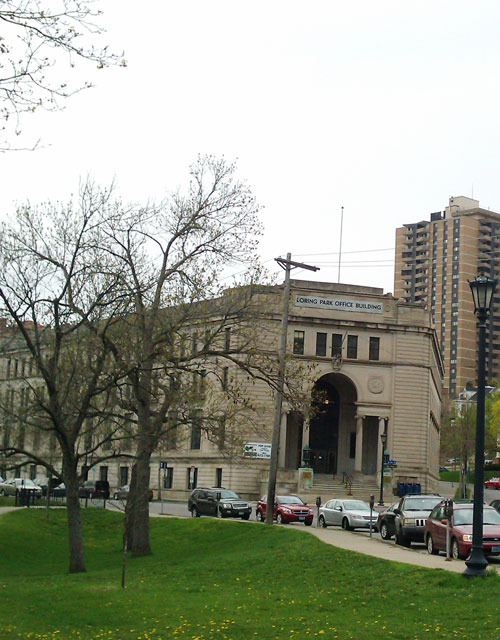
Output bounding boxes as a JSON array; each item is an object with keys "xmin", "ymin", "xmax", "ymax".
[
  {"xmin": 424, "ymin": 502, "xmax": 500, "ymax": 560},
  {"xmin": 255, "ymin": 494, "xmax": 313, "ymax": 526},
  {"xmin": 484, "ymin": 477, "xmax": 500, "ymax": 489}
]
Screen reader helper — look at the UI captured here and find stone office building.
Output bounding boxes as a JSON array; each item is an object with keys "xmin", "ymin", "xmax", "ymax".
[
  {"xmin": 0, "ymin": 280, "xmax": 444, "ymax": 500},
  {"xmin": 161, "ymin": 279, "xmax": 444, "ymax": 499}
]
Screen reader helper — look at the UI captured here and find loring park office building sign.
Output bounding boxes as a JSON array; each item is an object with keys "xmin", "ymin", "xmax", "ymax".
[{"xmin": 294, "ymin": 295, "xmax": 383, "ymax": 314}]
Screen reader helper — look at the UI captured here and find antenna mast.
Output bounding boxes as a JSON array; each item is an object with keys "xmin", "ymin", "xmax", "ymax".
[{"xmin": 338, "ymin": 205, "xmax": 344, "ymax": 282}]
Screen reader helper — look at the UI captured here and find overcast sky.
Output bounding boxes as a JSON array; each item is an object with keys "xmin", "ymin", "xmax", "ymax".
[{"xmin": 1, "ymin": 1, "xmax": 500, "ymax": 293}]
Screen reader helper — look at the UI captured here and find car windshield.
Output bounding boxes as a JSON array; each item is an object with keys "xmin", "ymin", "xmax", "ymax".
[
  {"xmin": 16, "ymin": 479, "xmax": 36, "ymax": 487},
  {"xmin": 278, "ymin": 496, "xmax": 304, "ymax": 505},
  {"xmin": 343, "ymin": 501, "xmax": 370, "ymax": 511},
  {"xmin": 405, "ymin": 498, "xmax": 442, "ymax": 511},
  {"xmin": 454, "ymin": 508, "xmax": 500, "ymax": 526},
  {"xmin": 219, "ymin": 490, "xmax": 239, "ymax": 499}
]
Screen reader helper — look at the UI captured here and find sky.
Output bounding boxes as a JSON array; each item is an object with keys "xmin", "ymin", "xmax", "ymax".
[{"xmin": 1, "ymin": 1, "xmax": 500, "ymax": 294}]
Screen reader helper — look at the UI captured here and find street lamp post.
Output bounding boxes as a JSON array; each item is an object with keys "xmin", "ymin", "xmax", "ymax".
[
  {"xmin": 378, "ymin": 426, "xmax": 388, "ymax": 506},
  {"xmin": 463, "ymin": 274, "xmax": 497, "ymax": 578}
]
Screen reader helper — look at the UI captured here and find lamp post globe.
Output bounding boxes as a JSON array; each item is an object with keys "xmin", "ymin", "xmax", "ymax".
[{"xmin": 463, "ymin": 274, "xmax": 497, "ymax": 578}]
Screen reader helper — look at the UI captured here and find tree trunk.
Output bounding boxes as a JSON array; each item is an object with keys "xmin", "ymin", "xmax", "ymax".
[
  {"xmin": 65, "ymin": 474, "xmax": 86, "ymax": 573},
  {"xmin": 124, "ymin": 448, "xmax": 152, "ymax": 555}
]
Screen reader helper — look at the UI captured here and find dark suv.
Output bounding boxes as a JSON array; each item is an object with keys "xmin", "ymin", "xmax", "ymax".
[
  {"xmin": 79, "ymin": 480, "xmax": 110, "ymax": 499},
  {"xmin": 188, "ymin": 488, "xmax": 252, "ymax": 520},
  {"xmin": 394, "ymin": 494, "xmax": 443, "ymax": 547}
]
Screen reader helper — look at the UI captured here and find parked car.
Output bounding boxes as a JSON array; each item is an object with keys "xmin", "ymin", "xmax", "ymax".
[
  {"xmin": 393, "ymin": 494, "xmax": 443, "ymax": 547},
  {"xmin": 188, "ymin": 488, "xmax": 252, "ymax": 519},
  {"xmin": 375, "ymin": 502, "xmax": 399, "ymax": 540},
  {"xmin": 425, "ymin": 502, "xmax": 500, "ymax": 559},
  {"xmin": 0, "ymin": 478, "xmax": 42, "ymax": 497},
  {"xmin": 318, "ymin": 499, "xmax": 377, "ymax": 530},
  {"xmin": 439, "ymin": 466, "xmax": 450, "ymax": 473},
  {"xmin": 113, "ymin": 484, "xmax": 153, "ymax": 501},
  {"xmin": 484, "ymin": 477, "xmax": 500, "ymax": 489},
  {"xmin": 78, "ymin": 480, "xmax": 110, "ymax": 499},
  {"xmin": 490, "ymin": 499, "xmax": 500, "ymax": 514},
  {"xmin": 34, "ymin": 477, "xmax": 64, "ymax": 497},
  {"xmin": 256, "ymin": 494, "xmax": 313, "ymax": 526}
]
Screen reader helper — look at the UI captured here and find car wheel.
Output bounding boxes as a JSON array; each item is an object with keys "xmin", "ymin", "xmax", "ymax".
[
  {"xmin": 218, "ymin": 507, "xmax": 226, "ymax": 519},
  {"xmin": 276, "ymin": 512, "xmax": 284, "ymax": 524},
  {"xmin": 452, "ymin": 538, "xmax": 463, "ymax": 560},
  {"xmin": 192, "ymin": 507, "xmax": 200, "ymax": 518},
  {"xmin": 380, "ymin": 522, "xmax": 390, "ymax": 540},
  {"xmin": 319, "ymin": 515, "xmax": 327, "ymax": 528},
  {"xmin": 396, "ymin": 529, "xmax": 411, "ymax": 547},
  {"xmin": 241, "ymin": 513, "xmax": 250, "ymax": 520},
  {"xmin": 304, "ymin": 520, "xmax": 312, "ymax": 527},
  {"xmin": 113, "ymin": 493, "xmax": 118, "ymax": 500},
  {"xmin": 342, "ymin": 517, "xmax": 352, "ymax": 531},
  {"xmin": 426, "ymin": 534, "xmax": 439, "ymax": 555},
  {"xmin": 0, "ymin": 489, "xmax": 5, "ymax": 496}
]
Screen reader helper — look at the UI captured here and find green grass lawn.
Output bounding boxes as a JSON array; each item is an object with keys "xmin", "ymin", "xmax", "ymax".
[
  {"xmin": 1, "ymin": 510, "xmax": 500, "ymax": 640},
  {"xmin": 439, "ymin": 469, "xmax": 500, "ymax": 483}
]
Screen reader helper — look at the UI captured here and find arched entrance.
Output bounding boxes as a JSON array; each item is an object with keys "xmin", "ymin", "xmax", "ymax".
[{"xmin": 308, "ymin": 373, "xmax": 357, "ymax": 475}]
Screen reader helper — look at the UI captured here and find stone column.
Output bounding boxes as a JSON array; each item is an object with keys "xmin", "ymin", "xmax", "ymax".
[
  {"xmin": 354, "ymin": 414, "xmax": 364, "ymax": 473},
  {"xmin": 302, "ymin": 418, "xmax": 310, "ymax": 449}
]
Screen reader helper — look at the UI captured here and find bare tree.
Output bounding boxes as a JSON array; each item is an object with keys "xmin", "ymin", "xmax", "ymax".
[
  {"xmin": 79, "ymin": 156, "xmax": 308, "ymax": 555},
  {"xmin": 0, "ymin": 183, "xmax": 131, "ymax": 573},
  {"xmin": 0, "ymin": 0, "xmax": 125, "ymax": 147}
]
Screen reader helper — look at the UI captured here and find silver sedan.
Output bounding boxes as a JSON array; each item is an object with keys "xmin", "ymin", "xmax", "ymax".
[
  {"xmin": 0, "ymin": 478, "xmax": 42, "ymax": 497},
  {"xmin": 318, "ymin": 498, "xmax": 377, "ymax": 530}
]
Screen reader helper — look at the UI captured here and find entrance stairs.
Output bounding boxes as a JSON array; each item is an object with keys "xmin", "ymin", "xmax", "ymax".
[{"xmin": 301, "ymin": 473, "xmax": 381, "ymax": 504}]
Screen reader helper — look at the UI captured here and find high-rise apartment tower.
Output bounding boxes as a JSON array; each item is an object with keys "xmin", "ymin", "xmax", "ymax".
[{"xmin": 395, "ymin": 196, "xmax": 500, "ymax": 397}]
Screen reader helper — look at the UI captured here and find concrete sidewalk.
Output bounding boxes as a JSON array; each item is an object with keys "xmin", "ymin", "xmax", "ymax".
[{"xmin": 299, "ymin": 524, "xmax": 499, "ymax": 574}]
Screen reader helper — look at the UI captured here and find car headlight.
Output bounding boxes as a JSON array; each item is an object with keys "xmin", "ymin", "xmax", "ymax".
[
  {"xmin": 222, "ymin": 503, "xmax": 232, "ymax": 509},
  {"xmin": 403, "ymin": 518, "xmax": 415, "ymax": 526},
  {"xmin": 462, "ymin": 534, "xmax": 472, "ymax": 542},
  {"xmin": 281, "ymin": 508, "xmax": 291, "ymax": 514}
]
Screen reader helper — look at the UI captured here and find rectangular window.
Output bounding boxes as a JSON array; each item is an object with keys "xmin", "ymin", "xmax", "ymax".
[
  {"xmin": 120, "ymin": 466, "xmax": 129, "ymax": 486},
  {"xmin": 29, "ymin": 464, "xmax": 36, "ymax": 480},
  {"xmin": 222, "ymin": 367, "xmax": 228, "ymax": 391},
  {"xmin": 33, "ymin": 429, "xmax": 41, "ymax": 450},
  {"xmin": 215, "ymin": 468, "xmax": 223, "ymax": 488},
  {"xmin": 331, "ymin": 334, "xmax": 342, "ymax": 357},
  {"xmin": 163, "ymin": 467, "xmax": 173, "ymax": 489},
  {"xmin": 190, "ymin": 412, "xmax": 202, "ymax": 450},
  {"xmin": 187, "ymin": 467, "xmax": 198, "ymax": 490},
  {"xmin": 293, "ymin": 330, "xmax": 305, "ymax": 355},
  {"xmin": 316, "ymin": 332, "xmax": 327, "ymax": 356},
  {"xmin": 369, "ymin": 337, "xmax": 380, "ymax": 361},
  {"xmin": 225, "ymin": 327, "xmax": 231, "ymax": 351},
  {"xmin": 347, "ymin": 335, "xmax": 358, "ymax": 359},
  {"xmin": 218, "ymin": 416, "xmax": 226, "ymax": 451},
  {"xmin": 99, "ymin": 466, "xmax": 108, "ymax": 481},
  {"xmin": 166, "ymin": 412, "xmax": 178, "ymax": 450}
]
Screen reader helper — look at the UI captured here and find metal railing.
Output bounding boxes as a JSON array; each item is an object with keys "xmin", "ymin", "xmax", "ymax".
[{"xmin": 343, "ymin": 473, "xmax": 353, "ymax": 495}]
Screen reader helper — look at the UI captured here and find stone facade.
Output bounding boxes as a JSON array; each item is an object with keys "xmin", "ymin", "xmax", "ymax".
[{"xmin": 0, "ymin": 280, "xmax": 444, "ymax": 500}]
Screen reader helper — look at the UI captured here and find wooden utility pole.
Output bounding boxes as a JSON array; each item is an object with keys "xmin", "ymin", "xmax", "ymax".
[{"xmin": 265, "ymin": 253, "xmax": 319, "ymax": 525}]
